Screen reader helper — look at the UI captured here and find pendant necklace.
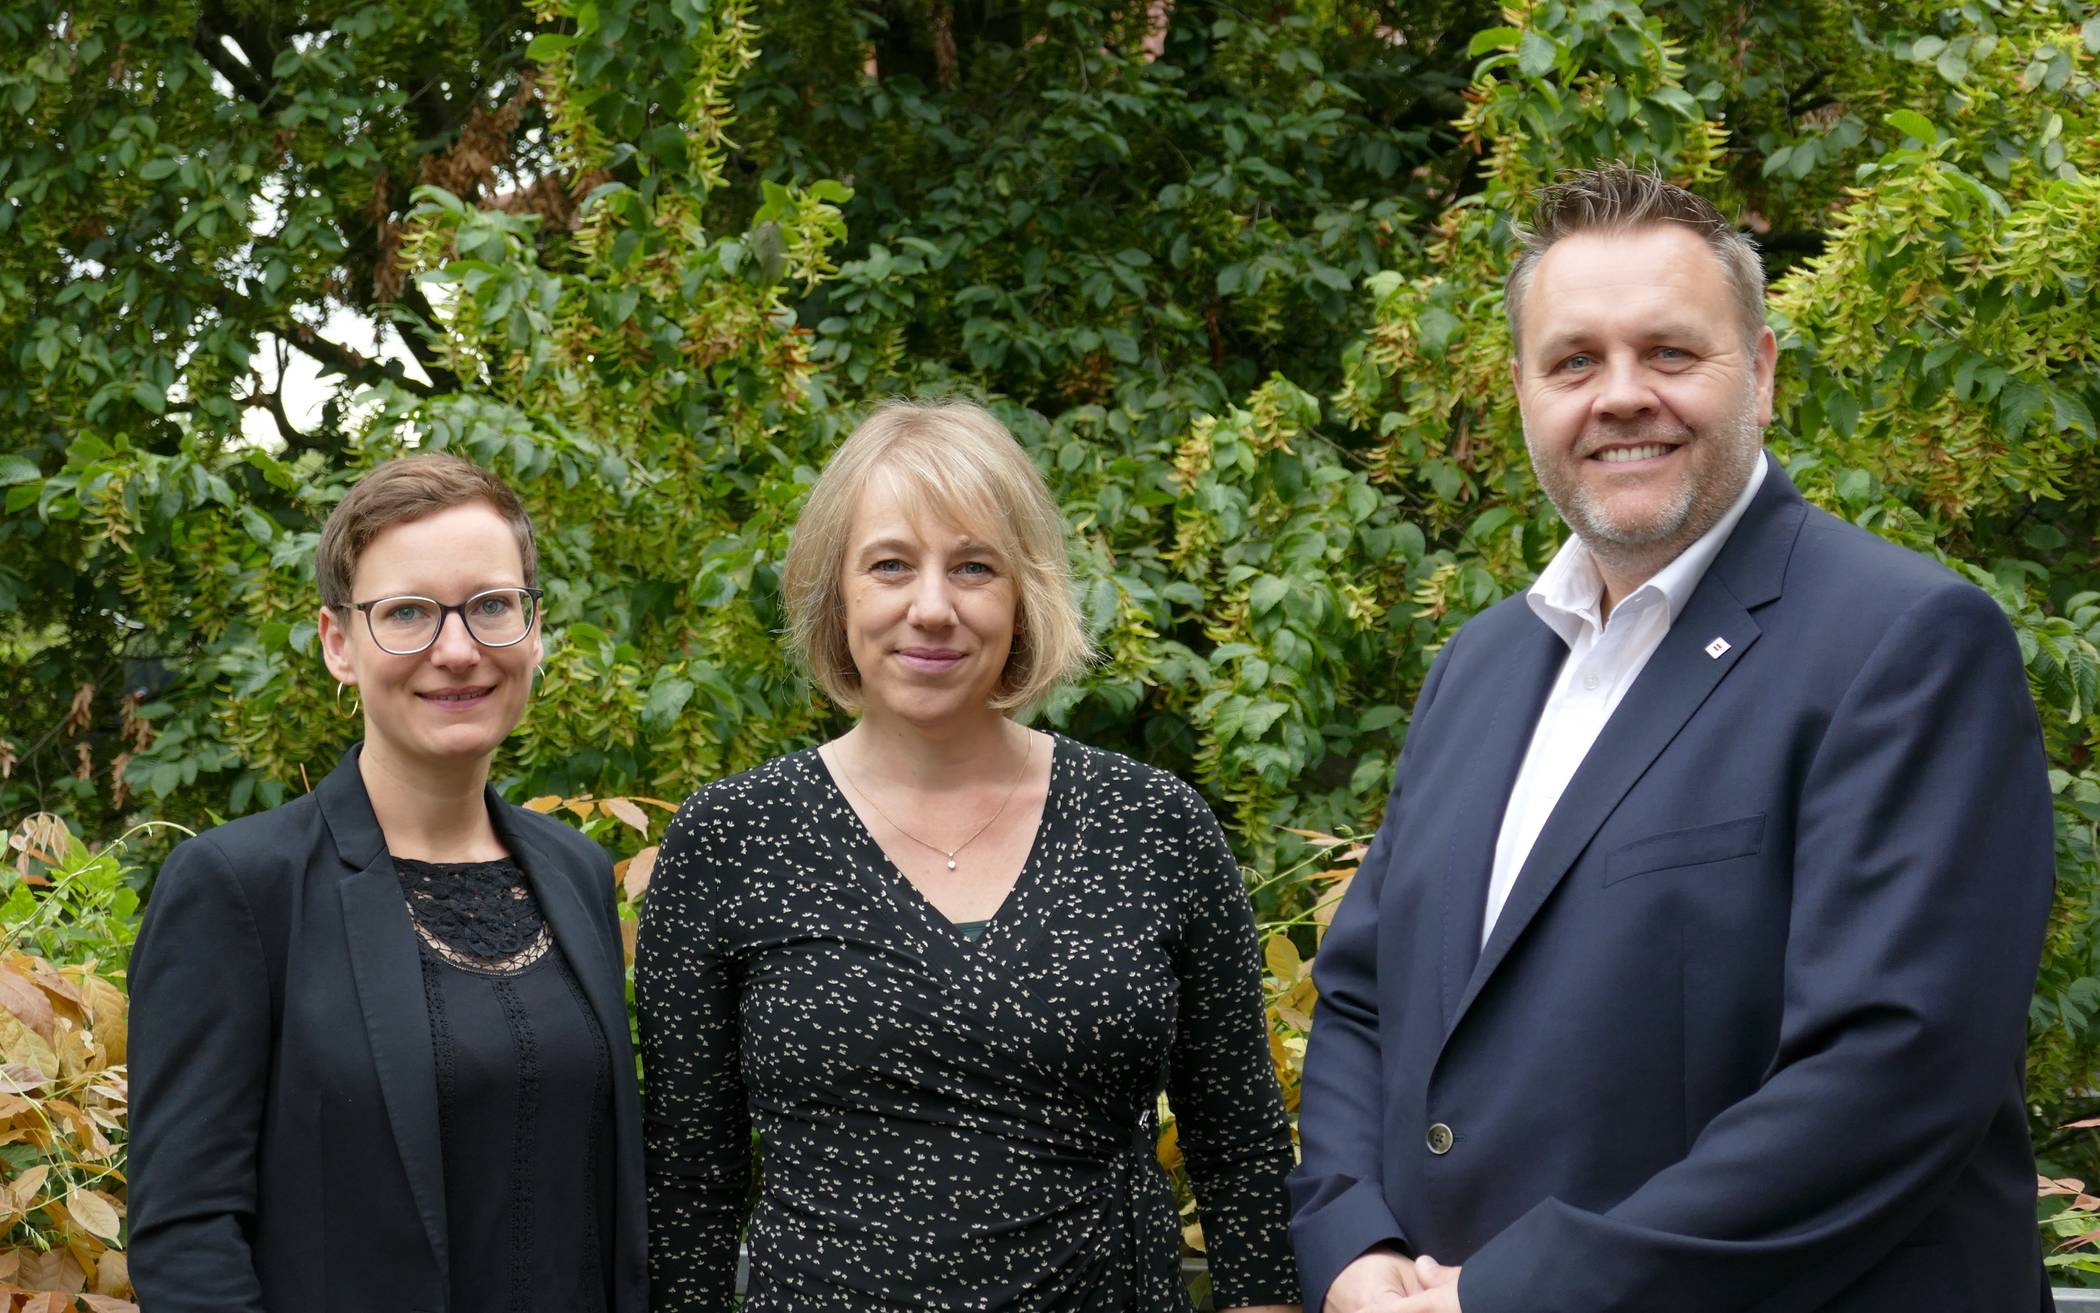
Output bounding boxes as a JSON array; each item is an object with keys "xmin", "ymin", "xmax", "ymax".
[{"xmin": 833, "ymin": 730, "xmax": 1034, "ymax": 871}]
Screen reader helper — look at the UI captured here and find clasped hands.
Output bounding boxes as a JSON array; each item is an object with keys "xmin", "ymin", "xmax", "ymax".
[{"xmin": 1325, "ymin": 1246, "xmax": 1462, "ymax": 1313}]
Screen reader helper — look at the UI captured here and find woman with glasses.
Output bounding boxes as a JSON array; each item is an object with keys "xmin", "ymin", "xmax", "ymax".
[{"xmin": 128, "ymin": 454, "xmax": 646, "ymax": 1313}]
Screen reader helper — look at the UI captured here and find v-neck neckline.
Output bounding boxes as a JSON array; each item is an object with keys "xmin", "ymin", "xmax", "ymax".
[{"xmin": 811, "ymin": 731, "xmax": 1066, "ymax": 951}]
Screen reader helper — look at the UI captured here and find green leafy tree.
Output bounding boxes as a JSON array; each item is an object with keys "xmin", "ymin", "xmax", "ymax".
[{"xmin": 4, "ymin": 0, "xmax": 2100, "ymax": 1276}]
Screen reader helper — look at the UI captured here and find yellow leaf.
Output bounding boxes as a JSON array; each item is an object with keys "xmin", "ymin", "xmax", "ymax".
[
  {"xmin": 83, "ymin": 1296, "xmax": 140, "ymax": 1313},
  {"xmin": 604, "ymin": 798, "xmax": 649, "ymax": 833},
  {"xmin": 619, "ymin": 917, "xmax": 638, "ymax": 967},
  {"xmin": 522, "ymin": 795, "xmax": 563, "ymax": 814},
  {"xmin": 1181, "ymin": 1221, "xmax": 1207, "ymax": 1253},
  {"xmin": 0, "ymin": 1010, "xmax": 58, "ymax": 1079},
  {"xmin": 1153, "ymin": 1120, "xmax": 1181, "ymax": 1173},
  {"xmin": 94, "ymin": 1247, "xmax": 131, "ymax": 1297},
  {"xmin": 624, "ymin": 845, "xmax": 658, "ymax": 900},
  {"xmin": 66, "ymin": 1188, "xmax": 121, "ymax": 1243},
  {"xmin": 1263, "ymin": 932, "xmax": 1303, "ymax": 983},
  {"xmin": 563, "ymin": 797, "xmax": 598, "ymax": 819},
  {"xmin": 0, "ymin": 1245, "xmax": 17, "ymax": 1278}
]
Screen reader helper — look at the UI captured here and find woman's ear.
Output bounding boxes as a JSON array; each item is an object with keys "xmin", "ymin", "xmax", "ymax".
[{"xmin": 317, "ymin": 603, "xmax": 357, "ymax": 685}]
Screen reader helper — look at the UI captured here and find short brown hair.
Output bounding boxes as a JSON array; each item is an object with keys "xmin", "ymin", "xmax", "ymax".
[
  {"xmin": 1505, "ymin": 161, "xmax": 1767, "ymax": 351},
  {"xmin": 781, "ymin": 400, "xmax": 1094, "ymax": 712},
  {"xmin": 316, "ymin": 454, "xmax": 537, "ymax": 607}
]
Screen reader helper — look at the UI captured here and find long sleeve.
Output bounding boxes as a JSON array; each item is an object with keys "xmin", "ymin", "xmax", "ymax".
[
  {"xmin": 1459, "ymin": 583, "xmax": 2055, "ymax": 1311},
  {"xmin": 128, "ymin": 834, "xmax": 272, "ymax": 1312},
  {"xmin": 1287, "ymin": 638, "xmax": 1456, "ymax": 1311},
  {"xmin": 635, "ymin": 796, "xmax": 753, "ymax": 1311},
  {"xmin": 1162, "ymin": 783, "xmax": 1303, "ymax": 1309}
]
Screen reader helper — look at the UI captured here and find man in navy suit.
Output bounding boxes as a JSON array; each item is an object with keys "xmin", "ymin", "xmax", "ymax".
[{"xmin": 1289, "ymin": 163, "xmax": 2056, "ymax": 1313}]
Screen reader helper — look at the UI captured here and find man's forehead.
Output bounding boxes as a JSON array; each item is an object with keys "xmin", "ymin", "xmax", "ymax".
[{"xmin": 1522, "ymin": 227, "xmax": 1737, "ymax": 340}]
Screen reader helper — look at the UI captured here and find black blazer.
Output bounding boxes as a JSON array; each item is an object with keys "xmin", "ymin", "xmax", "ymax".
[{"xmin": 128, "ymin": 748, "xmax": 647, "ymax": 1313}]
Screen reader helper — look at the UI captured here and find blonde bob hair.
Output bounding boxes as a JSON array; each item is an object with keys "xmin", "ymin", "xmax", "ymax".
[{"xmin": 782, "ymin": 400, "xmax": 1094, "ymax": 712}]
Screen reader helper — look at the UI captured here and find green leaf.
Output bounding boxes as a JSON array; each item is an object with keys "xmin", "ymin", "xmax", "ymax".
[
  {"xmin": 2084, "ymin": 17, "xmax": 2100, "ymax": 53},
  {"xmin": 1825, "ymin": 389, "xmax": 1860, "ymax": 438},
  {"xmin": 643, "ymin": 676, "xmax": 695, "ymax": 729},
  {"xmin": 1885, "ymin": 109, "xmax": 1937, "ymax": 143},
  {"xmin": 1249, "ymin": 574, "xmax": 1289, "ymax": 615},
  {"xmin": 240, "ymin": 506, "xmax": 275, "ymax": 545},
  {"xmin": 0, "ymin": 455, "xmax": 39, "ymax": 486},
  {"xmin": 2051, "ymin": 389, "xmax": 2096, "ymax": 436},
  {"xmin": 1417, "ymin": 307, "xmax": 1460, "ymax": 356},
  {"xmin": 525, "ymin": 31, "xmax": 575, "ymax": 62},
  {"xmin": 1357, "ymin": 705, "xmax": 1405, "ymax": 732},
  {"xmin": 1467, "ymin": 26, "xmax": 1522, "ymax": 57},
  {"xmin": 1648, "ymin": 87, "xmax": 1701, "ymax": 120},
  {"xmin": 1999, "ymin": 382, "xmax": 2047, "ymax": 438},
  {"xmin": 1935, "ymin": 48, "xmax": 1969, "ymax": 84},
  {"xmin": 1517, "ymin": 32, "xmax": 1556, "ymax": 78}
]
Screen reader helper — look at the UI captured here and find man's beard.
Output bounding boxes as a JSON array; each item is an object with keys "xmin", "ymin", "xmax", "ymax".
[{"xmin": 1527, "ymin": 390, "xmax": 1764, "ymax": 566}]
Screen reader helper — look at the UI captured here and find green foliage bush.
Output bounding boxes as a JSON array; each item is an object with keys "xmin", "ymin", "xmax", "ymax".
[{"xmin": 3, "ymin": 0, "xmax": 2098, "ymax": 1278}]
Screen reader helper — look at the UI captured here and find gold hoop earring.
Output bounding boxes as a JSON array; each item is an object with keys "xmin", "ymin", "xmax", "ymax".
[{"xmin": 336, "ymin": 681, "xmax": 361, "ymax": 718}]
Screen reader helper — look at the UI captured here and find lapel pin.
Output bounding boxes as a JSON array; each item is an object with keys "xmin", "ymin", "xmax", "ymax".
[{"xmin": 1705, "ymin": 637, "xmax": 1731, "ymax": 659}]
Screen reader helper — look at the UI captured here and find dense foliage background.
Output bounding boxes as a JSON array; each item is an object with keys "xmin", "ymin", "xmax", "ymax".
[{"xmin": 2, "ymin": 0, "xmax": 2098, "ymax": 1300}]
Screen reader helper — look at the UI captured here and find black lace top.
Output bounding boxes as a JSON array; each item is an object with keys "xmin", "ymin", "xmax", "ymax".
[{"xmin": 396, "ymin": 856, "xmax": 616, "ymax": 1313}]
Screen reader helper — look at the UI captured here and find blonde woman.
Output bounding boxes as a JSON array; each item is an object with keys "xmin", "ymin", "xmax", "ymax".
[{"xmin": 637, "ymin": 401, "xmax": 1301, "ymax": 1311}]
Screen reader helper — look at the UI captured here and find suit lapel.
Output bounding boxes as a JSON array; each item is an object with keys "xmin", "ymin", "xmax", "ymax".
[
  {"xmin": 1436, "ymin": 618, "xmax": 1566, "ymax": 1028},
  {"xmin": 492, "ymin": 797, "xmax": 628, "ymax": 1063},
  {"xmin": 319, "ymin": 751, "xmax": 450, "ymax": 1286},
  {"xmin": 1446, "ymin": 458, "xmax": 1807, "ymax": 1034}
]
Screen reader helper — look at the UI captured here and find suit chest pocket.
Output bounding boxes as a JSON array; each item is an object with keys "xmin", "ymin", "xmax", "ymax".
[{"xmin": 1602, "ymin": 813, "xmax": 1767, "ymax": 887}]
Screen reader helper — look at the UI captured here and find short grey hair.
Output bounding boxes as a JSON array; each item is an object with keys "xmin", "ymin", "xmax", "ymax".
[{"xmin": 1505, "ymin": 162, "xmax": 1767, "ymax": 352}]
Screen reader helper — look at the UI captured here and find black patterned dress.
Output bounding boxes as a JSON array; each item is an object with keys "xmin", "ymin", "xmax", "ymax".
[
  {"xmin": 395, "ymin": 856, "xmax": 617, "ymax": 1313},
  {"xmin": 636, "ymin": 735, "xmax": 1301, "ymax": 1311}
]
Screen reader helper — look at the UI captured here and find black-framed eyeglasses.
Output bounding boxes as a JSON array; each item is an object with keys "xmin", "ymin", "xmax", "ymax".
[{"xmin": 351, "ymin": 587, "xmax": 544, "ymax": 656}]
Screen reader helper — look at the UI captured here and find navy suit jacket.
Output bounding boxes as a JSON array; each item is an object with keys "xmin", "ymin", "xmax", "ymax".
[
  {"xmin": 1290, "ymin": 460, "xmax": 2055, "ymax": 1312},
  {"xmin": 129, "ymin": 748, "xmax": 649, "ymax": 1313}
]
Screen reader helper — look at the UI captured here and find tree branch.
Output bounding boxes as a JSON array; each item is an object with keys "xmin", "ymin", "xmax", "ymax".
[
  {"xmin": 388, "ymin": 282, "xmax": 464, "ymax": 394},
  {"xmin": 191, "ymin": 20, "xmax": 273, "ymax": 107}
]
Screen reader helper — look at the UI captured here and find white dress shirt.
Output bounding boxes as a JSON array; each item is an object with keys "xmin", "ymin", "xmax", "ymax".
[{"xmin": 1481, "ymin": 454, "xmax": 1769, "ymax": 946}]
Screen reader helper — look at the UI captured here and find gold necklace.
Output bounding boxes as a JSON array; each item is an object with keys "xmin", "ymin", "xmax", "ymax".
[{"xmin": 832, "ymin": 730, "xmax": 1035, "ymax": 872}]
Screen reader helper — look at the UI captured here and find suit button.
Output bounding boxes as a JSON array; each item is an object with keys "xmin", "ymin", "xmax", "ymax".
[{"xmin": 1426, "ymin": 1123, "xmax": 1454, "ymax": 1155}]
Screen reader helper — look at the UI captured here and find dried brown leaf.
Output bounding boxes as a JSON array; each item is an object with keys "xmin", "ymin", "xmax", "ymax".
[
  {"xmin": 521, "ymin": 795, "xmax": 563, "ymax": 814},
  {"xmin": 603, "ymin": 798, "xmax": 649, "ymax": 833},
  {"xmin": 0, "ymin": 1013, "xmax": 58, "ymax": 1080},
  {"xmin": 66, "ymin": 1190, "xmax": 121, "ymax": 1244},
  {"xmin": 93, "ymin": 1248, "xmax": 130, "ymax": 1298},
  {"xmin": 624, "ymin": 846, "xmax": 658, "ymax": 900},
  {"xmin": 7, "ymin": 1164, "xmax": 50, "ymax": 1210},
  {"xmin": 82, "ymin": 1296, "xmax": 140, "ymax": 1313},
  {"xmin": 0, "ymin": 969, "xmax": 54, "ymax": 1045}
]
